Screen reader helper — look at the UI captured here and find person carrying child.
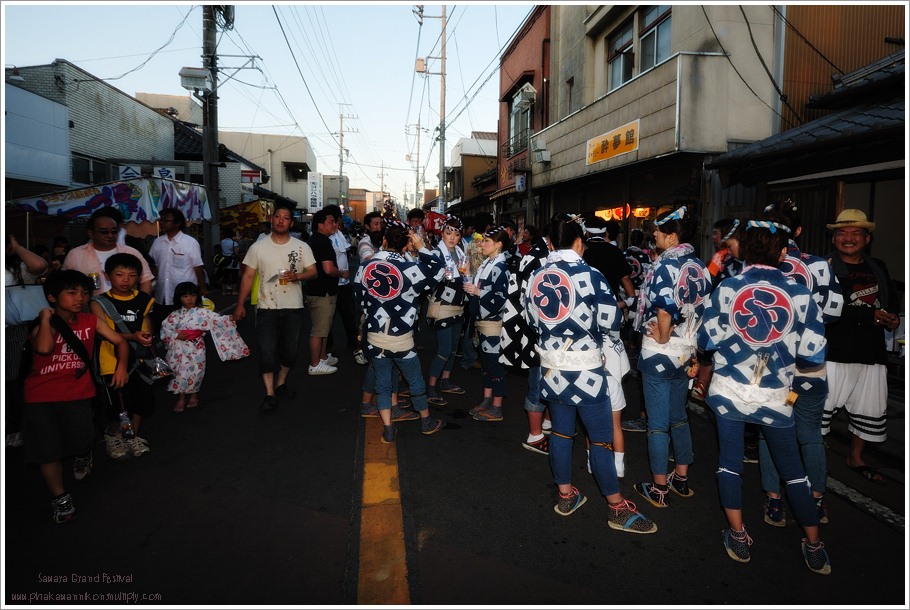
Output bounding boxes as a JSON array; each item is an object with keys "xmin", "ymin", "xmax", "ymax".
[
  {"xmin": 22, "ymin": 270, "xmax": 130, "ymax": 523},
  {"xmin": 161, "ymin": 282, "xmax": 250, "ymax": 412},
  {"xmin": 90, "ymin": 253, "xmax": 157, "ymax": 460}
]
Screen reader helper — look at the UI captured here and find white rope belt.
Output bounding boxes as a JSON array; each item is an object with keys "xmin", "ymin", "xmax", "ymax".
[
  {"xmin": 641, "ymin": 334, "xmax": 695, "ymax": 362},
  {"xmin": 367, "ymin": 331, "xmax": 415, "ymax": 352},
  {"xmin": 475, "ymin": 319, "xmax": 503, "ymax": 337},
  {"xmin": 711, "ymin": 374, "xmax": 791, "ymax": 416},
  {"xmin": 535, "ymin": 346, "xmax": 603, "ymax": 371}
]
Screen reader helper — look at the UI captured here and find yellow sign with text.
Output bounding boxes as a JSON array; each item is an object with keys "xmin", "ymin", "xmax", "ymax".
[{"xmin": 586, "ymin": 119, "xmax": 640, "ymax": 165}]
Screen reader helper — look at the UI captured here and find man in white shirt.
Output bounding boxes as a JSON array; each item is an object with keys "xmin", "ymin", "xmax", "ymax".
[{"xmin": 149, "ymin": 208, "xmax": 207, "ymax": 327}]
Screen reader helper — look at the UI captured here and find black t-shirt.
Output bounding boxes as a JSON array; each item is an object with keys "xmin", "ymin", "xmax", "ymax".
[
  {"xmin": 583, "ymin": 239, "xmax": 631, "ymax": 297},
  {"xmin": 826, "ymin": 257, "xmax": 891, "ymax": 365},
  {"xmin": 306, "ymin": 232, "xmax": 339, "ymax": 296}
]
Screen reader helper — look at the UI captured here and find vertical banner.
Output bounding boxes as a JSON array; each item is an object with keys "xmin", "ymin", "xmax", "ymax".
[
  {"xmin": 119, "ymin": 165, "xmax": 141, "ymax": 180},
  {"xmin": 307, "ymin": 172, "xmax": 323, "ymax": 213},
  {"xmin": 154, "ymin": 166, "xmax": 177, "ymax": 180}
]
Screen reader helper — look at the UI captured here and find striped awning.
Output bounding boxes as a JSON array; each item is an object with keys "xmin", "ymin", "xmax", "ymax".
[{"xmin": 489, "ymin": 184, "xmax": 517, "ymax": 200}]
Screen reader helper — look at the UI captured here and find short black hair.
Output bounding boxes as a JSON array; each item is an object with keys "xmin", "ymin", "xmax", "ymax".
[
  {"xmin": 160, "ymin": 207, "xmax": 187, "ymax": 230},
  {"xmin": 104, "ymin": 252, "xmax": 143, "ymax": 276},
  {"xmin": 550, "ymin": 213, "xmax": 585, "ymax": 250},
  {"xmin": 312, "ymin": 208, "xmax": 331, "ymax": 227},
  {"xmin": 605, "ymin": 221, "xmax": 621, "ymax": 240},
  {"xmin": 364, "ymin": 211, "xmax": 382, "ymax": 227},
  {"xmin": 88, "ymin": 206, "xmax": 124, "ymax": 230},
  {"xmin": 741, "ymin": 223, "xmax": 788, "ymax": 267},
  {"xmin": 407, "ymin": 208, "xmax": 425, "ymax": 221},
  {"xmin": 323, "ymin": 204, "xmax": 342, "ymax": 219},
  {"xmin": 384, "ymin": 225, "xmax": 410, "ymax": 252},
  {"xmin": 42, "ymin": 269, "xmax": 93, "ymax": 302},
  {"xmin": 173, "ymin": 281, "xmax": 200, "ymax": 306}
]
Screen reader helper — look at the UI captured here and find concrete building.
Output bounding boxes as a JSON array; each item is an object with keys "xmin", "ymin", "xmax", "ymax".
[{"xmin": 442, "ymin": 131, "xmax": 498, "ymax": 221}]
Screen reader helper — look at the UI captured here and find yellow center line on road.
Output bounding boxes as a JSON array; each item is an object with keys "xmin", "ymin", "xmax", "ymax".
[{"xmin": 357, "ymin": 418, "xmax": 410, "ymax": 604}]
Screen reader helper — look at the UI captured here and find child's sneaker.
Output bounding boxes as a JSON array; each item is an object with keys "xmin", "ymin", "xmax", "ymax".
[
  {"xmin": 667, "ymin": 470, "xmax": 694, "ymax": 497},
  {"xmin": 381, "ymin": 425, "xmax": 397, "ymax": 444},
  {"xmin": 764, "ymin": 495, "xmax": 786, "ymax": 527},
  {"xmin": 522, "ymin": 436, "xmax": 549, "ymax": 455},
  {"xmin": 126, "ymin": 436, "xmax": 150, "ymax": 458},
  {"xmin": 104, "ymin": 433, "xmax": 129, "ymax": 461},
  {"xmin": 51, "ymin": 493, "xmax": 77, "ymax": 524},
  {"xmin": 634, "ymin": 481, "xmax": 669, "ymax": 508},
  {"xmin": 73, "ymin": 453, "xmax": 93, "ymax": 481},
  {"xmin": 801, "ymin": 538, "xmax": 832, "ymax": 575},
  {"xmin": 554, "ymin": 486, "xmax": 586, "ymax": 516},
  {"xmin": 607, "ymin": 499, "xmax": 657, "ymax": 534},
  {"xmin": 722, "ymin": 526, "xmax": 753, "ymax": 563}
]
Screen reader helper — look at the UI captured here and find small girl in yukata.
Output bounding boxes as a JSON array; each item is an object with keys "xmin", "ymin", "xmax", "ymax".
[{"xmin": 161, "ymin": 282, "xmax": 249, "ymax": 412}]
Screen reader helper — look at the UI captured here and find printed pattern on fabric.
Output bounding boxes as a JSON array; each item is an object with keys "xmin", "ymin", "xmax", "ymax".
[
  {"xmin": 636, "ymin": 246, "xmax": 711, "ymax": 378},
  {"xmin": 353, "ymin": 249, "xmax": 444, "ymax": 359},
  {"xmin": 469, "ymin": 253, "xmax": 509, "ymax": 354},
  {"xmin": 500, "ymin": 238, "xmax": 550, "ymax": 369},
  {"xmin": 23, "ymin": 313, "xmax": 98, "ymax": 403},
  {"xmin": 160, "ymin": 306, "xmax": 250, "ymax": 394},
  {"xmin": 624, "ymin": 246, "xmax": 652, "ymax": 290},
  {"xmin": 242, "ymin": 237, "xmax": 315, "ymax": 310},
  {"xmin": 697, "ymin": 265, "xmax": 827, "ymax": 427},
  {"xmin": 429, "ymin": 243, "xmax": 467, "ymax": 328},
  {"xmin": 524, "ymin": 254, "xmax": 621, "ymax": 406}
]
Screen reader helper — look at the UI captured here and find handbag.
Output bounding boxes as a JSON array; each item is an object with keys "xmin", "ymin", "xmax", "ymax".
[{"xmin": 5, "ymin": 284, "xmax": 48, "ymax": 326}]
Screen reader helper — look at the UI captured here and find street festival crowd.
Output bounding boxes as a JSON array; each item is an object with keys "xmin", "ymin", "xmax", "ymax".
[{"xmin": 5, "ymin": 197, "xmax": 904, "ymax": 576}]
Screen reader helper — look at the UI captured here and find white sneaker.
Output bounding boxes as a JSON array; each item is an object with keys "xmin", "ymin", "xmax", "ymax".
[
  {"xmin": 126, "ymin": 436, "xmax": 151, "ymax": 458},
  {"xmin": 104, "ymin": 433, "xmax": 129, "ymax": 460},
  {"xmin": 323, "ymin": 354, "xmax": 339, "ymax": 366},
  {"xmin": 353, "ymin": 350, "xmax": 368, "ymax": 365},
  {"xmin": 309, "ymin": 361, "xmax": 338, "ymax": 375}
]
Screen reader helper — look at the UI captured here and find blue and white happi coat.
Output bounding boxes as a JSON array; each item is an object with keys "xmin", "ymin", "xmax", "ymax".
[
  {"xmin": 501, "ymin": 237, "xmax": 550, "ymax": 369},
  {"xmin": 353, "ymin": 248, "xmax": 444, "ymax": 359},
  {"xmin": 524, "ymin": 249, "xmax": 622, "ymax": 406},
  {"xmin": 468, "ymin": 253, "xmax": 509, "ymax": 354},
  {"xmin": 624, "ymin": 245, "xmax": 652, "ymax": 290},
  {"xmin": 635, "ymin": 244, "xmax": 711, "ymax": 378},
  {"xmin": 697, "ymin": 265, "xmax": 827, "ymax": 427},
  {"xmin": 778, "ymin": 241, "xmax": 843, "ymax": 398},
  {"xmin": 428, "ymin": 242, "xmax": 467, "ymax": 328}
]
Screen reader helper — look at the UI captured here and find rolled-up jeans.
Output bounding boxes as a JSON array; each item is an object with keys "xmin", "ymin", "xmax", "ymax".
[
  {"xmin": 428, "ymin": 322, "xmax": 462, "ymax": 379},
  {"xmin": 255, "ymin": 308, "xmax": 304, "ymax": 375},
  {"xmin": 548, "ymin": 398, "xmax": 619, "ymax": 497},
  {"xmin": 641, "ymin": 367, "xmax": 693, "ymax": 476},
  {"xmin": 759, "ymin": 391, "xmax": 827, "ymax": 495},
  {"xmin": 361, "ymin": 358, "xmax": 399, "ymax": 395},
  {"xmin": 372, "ymin": 355, "xmax": 427, "ymax": 414}
]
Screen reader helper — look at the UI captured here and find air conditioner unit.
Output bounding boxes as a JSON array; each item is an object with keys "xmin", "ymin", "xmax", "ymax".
[
  {"xmin": 533, "ymin": 150, "xmax": 551, "ymax": 163},
  {"xmin": 531, "ymin": 137, "xmax": 547, "ymax": 152}
]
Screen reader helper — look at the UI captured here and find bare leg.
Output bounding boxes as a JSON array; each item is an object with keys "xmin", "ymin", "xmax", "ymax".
[{"xmin": 40, "ymin": 461, "xmax": 65, "ymax": 497}]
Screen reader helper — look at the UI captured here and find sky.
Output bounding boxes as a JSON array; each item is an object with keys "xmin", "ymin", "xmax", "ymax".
[{"xmin": 2, "ymin": 1, "xmax": 534, "ymax": 208}]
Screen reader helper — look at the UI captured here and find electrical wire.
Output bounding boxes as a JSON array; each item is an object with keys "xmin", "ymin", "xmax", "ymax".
[
  {"xmin": 701, "ymin": 6, "xmax": 795, "ymax": 129},
  {"xmin": 739, "ymin": 6, "xmax": 804, "ymax": 123},
  {"xmin": 769, "ymin": 5, "xmax": 845, "ymax": 75}
]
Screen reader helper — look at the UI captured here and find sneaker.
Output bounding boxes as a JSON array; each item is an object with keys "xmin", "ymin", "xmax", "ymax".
[
  {"xmin": 815, "ymin": 496, "xmax": 828, "ymax": 524},
  {"xmin": 381, "ymin": 425, "xmax": 397, "ymax": 444},
  {"xmin": 275, "ymin": 384, "xmax": 296, "ymax": 399},
  {"xmin": 354, "ymin": 350, "xmax": 368, "ymax": 365},
  {"xmin": 607, "ymin": 499, "xmax": 658, "ymax": 534},
  {"xmin": 322, "ymin": 354, "xmax": 339, "ymax": 366},
  {"xmin": 667, "ymin": 471, "xmax": 694, "ymax": 497},
  {"xmin": 522, "ymin": 436, "xmax": 549, "ymax": 455},
  {"xmin": 308, "ymin": 361, "xmax": 338, "ymax": 375},
  {"xmin": 541, "ymin": 419, "xmax": 552, "ymax": 435},
  {"xmin": 360, "ymin": 402, "xmax": 379, "ymax": 418},
  {"xmin": 764, "ymin": 495, "xmax": 786, "ymax": 527},
  {"xmin": 427, "ymin": 389, "xmax": 448, "ymax": 406},
  {"xmin": 621, "ymin": 417, "xmax": 648, "ymax": 432},
  {"xmin": 260, "ymin": 395, "xmax": 277, "ymax": 412},
  {"xmin": 473, "ymin": 406, "xmax": 503, "ymax": 422},
  {"xmin": 6, "ymin": 431, "xmax": 24, "ymax": 447},
  {"xmin": 104, "ymin": 433, "xmax": 129, "ymax": 461},
  {"xmin": 554, "ymin": 486, "xmax": 586, "ymax": 516},
  {"xmin": 743, "ymin": 444, "xmax": 759, "ymax": 464},
  {"xmin": 801, "ymin": 538, "xmax": 832, "ymax": 575},
  {"xmin": 420, "ymin": 417, "xmax": 446, "ymax": 435},
  {"xmin": 73, "ymin": 453, "xmax": 93, "ymax": 481},
  {"xmin": 126, "ymin": 436, "xmax": 150, "ymax": 458},
  {"xmin": 391, "ymin": 404, "xmax": 419, "ymax": 422},
  {"xmin": 634, "ymin": 482, "xmax": 669, "ymax": 508},
  {"xmin": 438, "ymin": 380, "xmax": 465, "ymax": 395},
  {"xmin": 722, "ymin": 527, "xmax": 753, "ymax": 563},
  {"xmin": 51, "ymin": 493, "xmax": 77, "ymax": 524}
]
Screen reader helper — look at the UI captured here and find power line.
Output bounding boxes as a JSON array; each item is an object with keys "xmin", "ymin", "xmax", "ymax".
[
  {"xmin": 770, "ymin": 5, "xmax": 845, "ymax": 75},
  {"xmin": 739, "ymin": 6, "xmax": 804, "ymax": 123}
]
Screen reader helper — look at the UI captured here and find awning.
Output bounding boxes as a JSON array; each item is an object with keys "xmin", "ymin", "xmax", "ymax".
[{"xmin": 489, "ymin": 184, "xmax": 517, "ymax": 200}]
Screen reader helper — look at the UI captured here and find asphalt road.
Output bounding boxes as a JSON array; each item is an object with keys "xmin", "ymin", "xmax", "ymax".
[{"xmin": 3, "ymin": 308, "xmax": 906, "ymax": 606}]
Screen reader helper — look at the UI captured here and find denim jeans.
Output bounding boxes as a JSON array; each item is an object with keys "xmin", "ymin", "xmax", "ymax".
[
  {"xmin": 548, "ymin": 399, "xmax": 619, "ymax": 497},
  {"xmin": 524, "ymin": 366, "xmax": 544, "ymax": 412},
  {"xmin": 715, "ymin": 415, "xmax": 818, "ymax": 526},
  {"xmin": 372, "ymin": 355, "xmax": 427, "ymax": 413},
  {"xmin": 255, "ymin": 308, "xmax": 304, "ymax": 375},
  {"xmin": 361, "ymin": 359, "xmax": 399, "ymax": 395},
  {"xmin": 428, "ymin": 322, "xmax": 462, "ymax": 379},
  {"xmin": 460, "ymin": 317, "xmax": 478, "ymax": 369},
  {"xmin": 759, "ymin": 392, "xmax": 827, "ymax": 494},
  {"xmin": 479, "ymin": 346, "xmax": 506, "ymax": 397},
  {"xmin": 641, "ymin": 368, "xmax": 693, "ymax": 475}
]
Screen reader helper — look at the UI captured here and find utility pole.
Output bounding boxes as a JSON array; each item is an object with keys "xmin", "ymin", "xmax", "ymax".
[
  {"xmin": 202, "ymin": 5, "xmax": 220, "ymax": 272},
  {"xmin": 438, "ymin": 5, "xmax": 446, "ymax": 212},
  {"xmin": 378, "ymin": 161, "xmax": 387, "ymax": 203},
  {"xmin": 338, "ymin": 104, "xmax": 357, "ymax": 212}
]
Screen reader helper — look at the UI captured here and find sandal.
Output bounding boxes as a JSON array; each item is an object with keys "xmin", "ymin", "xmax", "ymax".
[
  {"xmin": 173, "ymin": 398, "xmax": 186, "ymax": 413},
  {"xmin": 186, "ymin": 397, "xmax": 199, "ymax": 409},
  {"xmin": 850, "ymin": 464, "xmax": 885, "ymax": 483},
  {"xmin": 691, "ymin": 381, "xmax": 707, "ymax": 400}
]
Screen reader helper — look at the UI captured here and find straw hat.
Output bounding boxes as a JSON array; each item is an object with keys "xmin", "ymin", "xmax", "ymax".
[{"xmin": 826, "ymin": 209, "xmax": 875, "ymax": 232}]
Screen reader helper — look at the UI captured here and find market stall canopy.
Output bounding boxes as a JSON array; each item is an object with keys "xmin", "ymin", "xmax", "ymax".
[
  {"xmin": 221, "ymin": 199, "xmax": 272, "ymax": 234},
  {"xmin": 11, "ymin": 177, "xmax": 211, "ymax": 224}
]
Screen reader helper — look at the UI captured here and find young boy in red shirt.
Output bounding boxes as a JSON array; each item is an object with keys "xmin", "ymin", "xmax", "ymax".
[{"xmin": 22, "ymin": 270, "xmax": 129, "ymax": 524}]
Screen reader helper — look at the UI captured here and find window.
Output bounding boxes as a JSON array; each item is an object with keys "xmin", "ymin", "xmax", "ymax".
[
  {"xmin": 284, "ymin": 162, "xmax": 308, "ymax": 183},
  {"xmin": 608, "ymin": 21, "xmax": 634, "ymax": 91},
  {"xmin": 71, "ymin": 155, "xmax": 110, "ymax": 185},
  {"xmin": 640, "ymin": 5, "xmax": 671, "ymax": 73},
  {"xmin": 507, "ymin": 99, "xmax": 530, "ymax": 157}
]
